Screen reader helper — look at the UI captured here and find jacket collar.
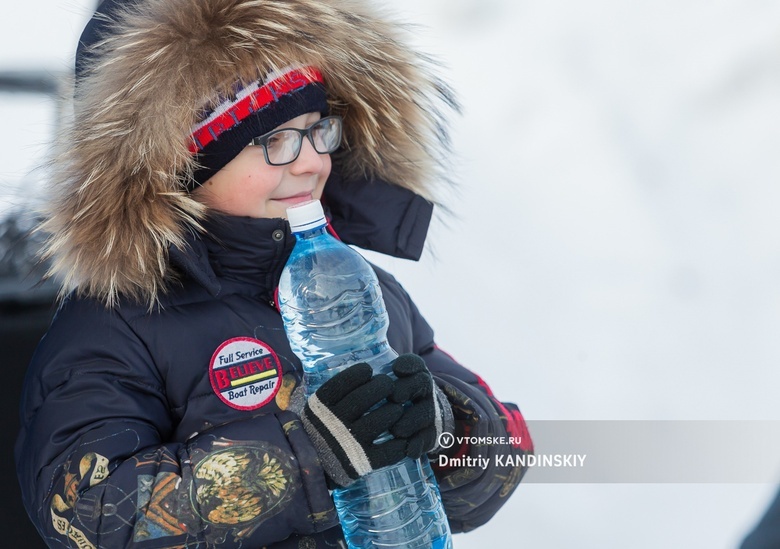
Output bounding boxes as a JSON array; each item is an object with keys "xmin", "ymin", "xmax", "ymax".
[
  {"xmin": 169, "ymin": 173, "xmax": 434, "ymax": 299},
  {"xmin": 323, "ymin": 170, "xmax": 433, "ymax": 261}
]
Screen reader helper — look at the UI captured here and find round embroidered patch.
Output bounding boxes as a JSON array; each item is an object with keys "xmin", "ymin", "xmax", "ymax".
[{"xmin": 208, "ymin": 337, "xmax": 283, "ymax": 411}]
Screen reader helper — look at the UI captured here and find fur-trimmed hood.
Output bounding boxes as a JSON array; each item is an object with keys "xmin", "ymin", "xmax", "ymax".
[{"xmin": 41, "ymin": 0, "xmax": 457, "ymax": 307}]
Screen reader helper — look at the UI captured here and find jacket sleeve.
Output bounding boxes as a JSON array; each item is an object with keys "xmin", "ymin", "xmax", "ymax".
[
  {"xmin": 402, "ymin": 284, "xmax": 534, "ymax": 533},
  {"xmin": 14, "ymin": 297, "xmax": 337, "ymax": 548}
]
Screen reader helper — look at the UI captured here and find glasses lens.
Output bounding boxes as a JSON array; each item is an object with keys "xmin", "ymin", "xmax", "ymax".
[
  {"xmin": 265, "ymin": 130, "xmax": 302, "ymax": 165},
  {"xmin": 252, "ymin": 116, "xmax": 342, "ymax": 165},
  {"xmin": 310, "ymin": 117, "xmax": 342, "ymax": 154}
]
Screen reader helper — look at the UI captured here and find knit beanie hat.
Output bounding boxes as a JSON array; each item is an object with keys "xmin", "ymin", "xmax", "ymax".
[{"xmin": 188, "ymin": 67, "xmax": 329, "ymax": 187}]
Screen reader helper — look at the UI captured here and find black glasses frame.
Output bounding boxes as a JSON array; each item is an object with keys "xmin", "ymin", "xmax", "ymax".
[{"xmin": 249, "ymin": 115, "xmax": 343, "ymax": 166}]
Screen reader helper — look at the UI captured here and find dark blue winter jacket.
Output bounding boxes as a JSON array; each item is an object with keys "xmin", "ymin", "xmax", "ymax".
[{"xmin": 16, "ymin": 176, "xmax": 532, "ymax": 548}]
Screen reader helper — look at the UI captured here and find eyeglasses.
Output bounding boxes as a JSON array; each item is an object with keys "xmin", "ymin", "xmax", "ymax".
[{"xmin": 249, "ymin": 116, "xmax": 343, "ymax": 166}]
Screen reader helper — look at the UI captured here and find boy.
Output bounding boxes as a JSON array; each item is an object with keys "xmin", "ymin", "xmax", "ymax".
[{"xmin": 15, "ymin": 0, "xmax": 533, "ymax": 547}]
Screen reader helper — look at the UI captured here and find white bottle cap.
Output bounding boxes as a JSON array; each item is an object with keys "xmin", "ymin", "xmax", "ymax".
[{"xmin": 287, "ymin": 199, "xmax": 327, "ymax": 232}]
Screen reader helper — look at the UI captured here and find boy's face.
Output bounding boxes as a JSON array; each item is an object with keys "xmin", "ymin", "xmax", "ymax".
[{"xmin": 193, "ymin": 112, "xmax": 331, "ymax": 219}]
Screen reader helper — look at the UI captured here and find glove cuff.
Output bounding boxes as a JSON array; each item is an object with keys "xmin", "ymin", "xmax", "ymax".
[
  {"xmin": 301, "ymin": 393, "xmax": 372, "ymax": 488},
  {"xmin": 430, "ymin": 380, "xmax": 455, "ymax": 454}
]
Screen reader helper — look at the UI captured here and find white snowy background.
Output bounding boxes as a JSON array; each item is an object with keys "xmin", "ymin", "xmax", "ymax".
[{"xmin": 3, "ymin": 0, "xmax": 780, "ymax": 547}]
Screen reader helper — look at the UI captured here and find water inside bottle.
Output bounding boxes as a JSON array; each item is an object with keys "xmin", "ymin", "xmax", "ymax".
[{"xmin": 278, "ymin": 208, "xmax": 452, "ymax": 548}]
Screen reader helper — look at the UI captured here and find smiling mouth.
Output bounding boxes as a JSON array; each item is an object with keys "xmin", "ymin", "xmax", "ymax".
[{"xmin": 275, "ymin": 192, "xmax": 313, "ymax": 204}]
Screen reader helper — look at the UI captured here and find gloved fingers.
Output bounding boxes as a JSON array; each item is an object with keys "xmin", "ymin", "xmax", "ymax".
[
  {"xmin": 406, "ymin": 426, "xmax": 437, "ymax": 459},
  {"xmin": 331, "ymin": 373, "xmax": 394, "ymax": 422},
  {"xmin": 390, "ymin": 371, "xmax": 432, "ymax": 403},
  {"xmin": 391, "ymin": 353, "xmax": 428, "ymax": 377},
  {"xmin": 351, "ymin": 403, "xmax": 404, "ymax": 443},
  {"xmin": 391, "ymin": 399, "xmax": 435, "ymax": 438},
  {"xmin": 316, "ymin": 363, "xmax": 373, "ymax": 406},
  {"xmin": 366, "ymin": 438, "xmax": 408, "ymax": 470}
]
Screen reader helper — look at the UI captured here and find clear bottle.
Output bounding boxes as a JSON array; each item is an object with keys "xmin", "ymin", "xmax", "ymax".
[{"xmin": 277, "ymin": 200, "xmax": 452, "ymax": 549}]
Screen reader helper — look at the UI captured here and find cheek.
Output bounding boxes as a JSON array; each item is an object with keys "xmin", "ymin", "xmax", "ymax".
[
  {"xmin": 314, "ymin": 156, "xmax": 332, "ymax": 197},
  {"xmin": 199, "ymin": 170, "xmax": 281, "ymax": 217},
  {"xmin": 241, "ymin": 169, "xmax": 283, "ymax": 198},
  {"xmin": 224, "ymin": 149, "xmax": 279, "ymax": 196}
]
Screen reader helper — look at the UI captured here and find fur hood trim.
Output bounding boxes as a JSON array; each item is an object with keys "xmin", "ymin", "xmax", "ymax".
[{"xmin": 41, "ymin": 0, "xmax": 457, "ymax": 307}]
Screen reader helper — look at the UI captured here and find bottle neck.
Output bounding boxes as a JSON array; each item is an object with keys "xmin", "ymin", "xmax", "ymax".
[{"xmin": 291, "ymin": 223, "xmax": 328, "ymax": 240}]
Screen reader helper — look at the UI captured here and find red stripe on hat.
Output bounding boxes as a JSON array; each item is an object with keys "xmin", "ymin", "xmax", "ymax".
[{"xmin": 189, "ymin": 67, "xmax": 324, "ymax": 153}]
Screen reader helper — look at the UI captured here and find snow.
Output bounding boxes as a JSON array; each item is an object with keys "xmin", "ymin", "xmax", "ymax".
[{"xmin": 3, "ymin": 0, "xmax": 780, "ymax": 547}]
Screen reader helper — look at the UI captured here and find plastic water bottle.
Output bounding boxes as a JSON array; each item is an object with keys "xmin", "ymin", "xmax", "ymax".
[{"xmin": 277, "ymin": 200, "xmax": 452, "ymax": 549}]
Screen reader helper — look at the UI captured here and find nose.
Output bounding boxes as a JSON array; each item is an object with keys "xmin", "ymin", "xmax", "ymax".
[{"xmin": 289, "ymin": 135, "xmax": 325, "ymax": 175}]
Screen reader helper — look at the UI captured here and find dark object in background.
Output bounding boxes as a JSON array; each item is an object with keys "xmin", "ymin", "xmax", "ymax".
[
  {"xmin": 741, "ymin": 489, "xmax": 780, "ymax": 549},
  {"xmin": 0, "ymin": 212, "xmax": 55, "ymax": 548},
  {"xmin": 0, "ymin": 67, "xmax": 64, "ymax": 546},
  {"xmin": 1, "ymin": 296, "xmax": 53, "ymax": 548}
]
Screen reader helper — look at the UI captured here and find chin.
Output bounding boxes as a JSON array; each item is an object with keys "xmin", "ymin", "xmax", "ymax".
[{"xmin": 264, "ymin": 205, "xmax": 288, "ymax": 220}]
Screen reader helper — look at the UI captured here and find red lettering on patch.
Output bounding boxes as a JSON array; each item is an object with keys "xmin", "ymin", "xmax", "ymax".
[{"xmin": 208, "ymin": 337, "xmax": 283, "ymax": 411}]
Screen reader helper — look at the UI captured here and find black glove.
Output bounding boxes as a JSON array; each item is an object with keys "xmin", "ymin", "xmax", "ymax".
[
  {"xmin": 388, "ymin": 354, "xmax": 454, "ymax": 459},
  {"xmin": 299, "ymin": 363, "xmax": 408, "ymax": 487}
]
